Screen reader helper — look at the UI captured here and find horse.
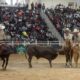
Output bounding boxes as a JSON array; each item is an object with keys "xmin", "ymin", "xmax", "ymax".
[
  {"xmin": 62, "ymin": 39, "xmax": 79, "ymax": 68},
  {"xmin": 72, "ymin": 43, "xmax": 79, "ymax": 67},
  {"xmin": 25, "ymin": 45, "xmax": 59, "ymax": 68},
  {"xmin": 0, "ymin": 43, "xmax": 14, "ymax": 70},
  {"xmin": 64, "ymin": 39, "xmax": 73, "ymax": 67}
]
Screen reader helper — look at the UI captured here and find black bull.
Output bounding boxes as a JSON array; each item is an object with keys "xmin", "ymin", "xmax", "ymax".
[
  {"xmin": 0, "ymin": 44, "xmax": 15, "ymax": 70},
  {"xmin": 26, "ymin": 45, "xmax": 59, "ymax": 68}
]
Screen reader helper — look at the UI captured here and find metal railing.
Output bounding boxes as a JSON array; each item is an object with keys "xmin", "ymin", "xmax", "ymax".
[{"xmin": 0, "ymin": 40, "xmax": 64, "ymax": 46}]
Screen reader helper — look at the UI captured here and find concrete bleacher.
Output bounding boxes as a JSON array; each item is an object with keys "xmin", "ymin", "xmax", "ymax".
[{"xmin": 40, "ymin": 10, "xmax": 64, "ymax": 43}]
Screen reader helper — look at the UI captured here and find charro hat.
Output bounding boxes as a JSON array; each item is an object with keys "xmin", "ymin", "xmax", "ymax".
[
  {"xmin": 73, "ymin": 28, "xmax": 79, "ymax": 33},
  {"xmin": 63, "ymin": 28, "xmax": 71, "ymax": 32}
]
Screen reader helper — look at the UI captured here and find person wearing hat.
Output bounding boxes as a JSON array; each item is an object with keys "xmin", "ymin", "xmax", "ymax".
[
  {"xmin": 0, "ymin": 24, "xmax": 6, "ymax": 43},
  {"xmin": 72, "ymin": 28, "xmax": 79, "ymax": 46},
  {"xmin": 22, "ymin": 31, "xmax": 28, "ymax": 38},
  {"xmin": 63, "ymin": 27, "xmax": 73, "ymax": 46},
  {"xmin": 63, "ymin": 28, "xmax": 73, "ymax": 40}
]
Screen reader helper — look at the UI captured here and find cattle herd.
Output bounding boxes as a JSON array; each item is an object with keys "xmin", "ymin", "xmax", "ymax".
[{"xmin": 0, "ymin": 41, "xmax": 80, "ymax": 70}]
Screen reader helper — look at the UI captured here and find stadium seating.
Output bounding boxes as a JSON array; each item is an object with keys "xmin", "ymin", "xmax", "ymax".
[
  {"xmin": 45, "ymin": 5, "xmax": 80, "ymax": 38},
  {"xmin": 0, "ymin": 5, "xmax": 56, "ymax": 42}
]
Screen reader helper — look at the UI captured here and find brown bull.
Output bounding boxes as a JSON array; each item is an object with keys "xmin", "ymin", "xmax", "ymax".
[
  {"xmin": 0, "ymin": 44, "xmax": 13, "ymax": 70},
  {"xmin": 26, "ymin": 45, "xmax": 59, "ymax": 68}
]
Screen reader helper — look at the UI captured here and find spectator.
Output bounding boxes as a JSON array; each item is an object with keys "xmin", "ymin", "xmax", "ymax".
[{"xmin": 0, "ymin": 24, "xmax": 6, "ymax": 41}]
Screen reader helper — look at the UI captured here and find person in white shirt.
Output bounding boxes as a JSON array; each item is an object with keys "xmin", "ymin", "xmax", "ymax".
[
  {"xmin": 63, "ymin": 28, "xmax": 73, "ymax": 47},
  {"xmin": 72, "ymin": 28, "xmax": 79, "ymax": 47},
  {"xmin": 0, "ymin": 24, "xmax": 6, "ymax": 43},
  {"xmin": 64, "ymin": 28, "xmax": 73, "ymax": 40}
]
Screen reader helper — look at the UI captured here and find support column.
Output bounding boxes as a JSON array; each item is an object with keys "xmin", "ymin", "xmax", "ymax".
[{"xmin": 11, "ymin": 0, "xmax": 13, "ymax": 5}]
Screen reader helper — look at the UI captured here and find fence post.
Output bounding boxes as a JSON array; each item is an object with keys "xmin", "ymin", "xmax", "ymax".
[
  {"xmin": 35, "ymin": 40, "xmax": 37, "ymax": 45},
  {"xmin": 47, "ymin": 41, "xmax": 49, "ymax": 46},
  {"xmin": 11, "ymin": 41, "xmax": 14, "ymax": 46}
]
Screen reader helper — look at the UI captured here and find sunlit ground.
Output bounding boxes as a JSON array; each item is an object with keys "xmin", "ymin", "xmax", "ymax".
[{"xmin": 0, "ymin": 54, "xmax": 80, "ymax": 80}]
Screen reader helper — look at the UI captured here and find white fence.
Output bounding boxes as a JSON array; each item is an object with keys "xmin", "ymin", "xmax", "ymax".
[{"xmin": 0, "ymin": 40, "xmax": 64, "ymax": 46}]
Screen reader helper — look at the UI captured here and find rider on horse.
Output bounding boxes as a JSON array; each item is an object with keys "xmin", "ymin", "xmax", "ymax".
[
  {"xmin": 72, "ymin": 28, "xmax": 80, "ymax": 67},
  {"xmin": 63, "ymin": 27, "xmax": 80, "ymax": 47},
  {"xmin": 72, "ymin": 28, "xmax": 80, "ymax": 47},
  {"xmin": 63, "ymin": 27, "xmax": 80, "ymax": 67},
  {"xmin": 63, "ymin": 28, "xmax": 73, "ymax": 47}
]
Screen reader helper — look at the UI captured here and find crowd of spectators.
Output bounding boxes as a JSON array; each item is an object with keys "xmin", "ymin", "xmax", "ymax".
[
  {"xmin": 45, "ymin": 4, "xmax": 80, "ymax": 38},
  {"xmin": 0, "ymin": 3, "xmax": 56, "ymax": 42}
]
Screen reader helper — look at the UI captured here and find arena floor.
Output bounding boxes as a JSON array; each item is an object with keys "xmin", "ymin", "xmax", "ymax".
[{"xmin": 0, "ymin": 54, "xmax": 80, "ymax": 80}]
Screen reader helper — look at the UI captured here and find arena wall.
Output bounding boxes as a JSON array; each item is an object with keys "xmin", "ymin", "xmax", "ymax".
[{"xmin": 29, "ymin": 0, "xmax": 80, "ymax": 9}]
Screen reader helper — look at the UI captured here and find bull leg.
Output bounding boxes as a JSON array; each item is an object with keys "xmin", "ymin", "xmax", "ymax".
[
  {"xmin": 1, "ymin": 58, "xmax": 5, "ymax": 70},
  {"xmin": 4, "ymin": 57, "xmax": 9, "ymax": 70},
  {"xmin": 49, "ymin": 60, "xmax": 52, "ymax": 68},
  {"xmin": 28, "ymin": 56, "xmax": 32, "ymax": 68}
]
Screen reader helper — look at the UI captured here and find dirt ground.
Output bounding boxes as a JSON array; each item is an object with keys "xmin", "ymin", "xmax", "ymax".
[{"xmin": 0, "ymin": 54, "xmax": 80, "ymax": 80}]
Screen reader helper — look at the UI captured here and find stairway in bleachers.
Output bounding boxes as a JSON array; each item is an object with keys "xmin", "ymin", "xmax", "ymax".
[{"xmin": 40, "ymin": 10, "xmax": 64, "ymax": 43}]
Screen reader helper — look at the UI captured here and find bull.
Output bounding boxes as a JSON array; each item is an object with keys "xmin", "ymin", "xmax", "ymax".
[
  {"xmin": 0, "ymin": 44, "xmax": 15, "ymax": 70},
  {"xmin": 25, "ymin": 45, "xmax": 59, "ymax": 68}
]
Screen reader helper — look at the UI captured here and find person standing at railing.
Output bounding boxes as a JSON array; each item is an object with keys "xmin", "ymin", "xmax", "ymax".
[{"xmin": 0, "ymin": 24, "xmax": 6, "ymax": 43}]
